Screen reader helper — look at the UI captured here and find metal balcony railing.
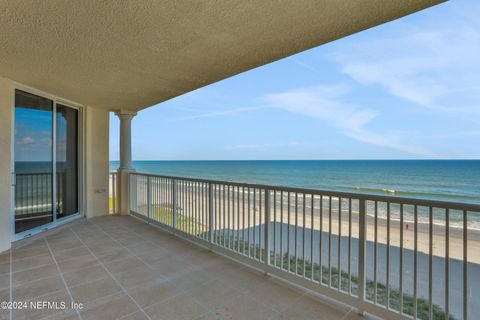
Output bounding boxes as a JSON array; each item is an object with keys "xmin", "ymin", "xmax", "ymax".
[
  {"xmin": 128, "ymin": 172, "xmax": 480, "ymax": 320},
  {"xmin": 14, "ymin": 172, "xmax": 67, "ymax": 220}
]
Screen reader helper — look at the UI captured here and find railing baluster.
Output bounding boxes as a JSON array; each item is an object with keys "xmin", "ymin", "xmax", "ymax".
[
  {"xmin": 328, "ymin": 196, "xmax": 332, "ymax": 287},
  {"xmin": 445, "ymin": 208, "xmax": 449, "ymax": 320},
  {"xmin": 338, "ymin": 197, "xmax": 342, "ymax": 290},
  {"xmin": 319, "ymin": 195, "xmax": 323, "ymax": 284},
  {"xmin": 463, "ymin": 210, "xmax": 468, "ymax": 320},
  {"xmin": 428, "ymin": 206, "xmax": 433, "ymax": 320},
  {"xmin": 253, "ymin": 188, "xmax": 256, "ymax": 258},
  {"xmin": 259, "ymin": 188, "xmax": 263, "ymax": 262},
  {"xmin": 374, "ymin": 201, "xmax": 378, "ymax": 303},
  {"xmin": 310, "ymin": 194, "xmax": 314, "ymax": 281},
  {"xmin": 273, "ymin": 191, "xmax": 277, "ymax": 267},
  {"xmin": 223, "ymin": 184, "xmax": 226, "ymax": 247},
  {"xmin": 400, "ymin": 204, "xmax": 404, "ymax": 313},
  {"xmin": 348, "ymin": 198, "xmax": 352, "ymax": 295},
  {"xmin": 288, "ymin": 191, "xmax": 291, "ymax": 272},
  {"xmin": 227, "ymin": 185, "xmax": 232, "ymax": 249},
  {"xmin": 242, "ymin": 186, "xmax": 246, "ymax": 255},
  {"xmin": 172, "ymin": 179, "xmax": 177, "ymax": 229},
  {"xmin": 387, "ymin": 202, "xmax": 391, "ymax": 309},
  {"xmin": 208, "ymin": 182, "xmax": 213, "ymax": 244},
  {"xmin": 147, "ymin": 176, "xmax": 152, "ymax": 219},
  {"xmin": 237, "ymin": 186, "xmax": 240, "ymax": 252},
  {"xmin": 295, "ymin": 192, "xmax": 298, "ymax": 275},
  {"xmin": 196, "ymin": 182, "xmax": 199, "ymax": 236},
  {"xmin": 265, "ymin": 188, "xmax": 270, "ymax": 268},
  {"xmin": 358, "ymin": 199, "xmax": 366, "ymax": 302},
  {"xmin": 248, "ymin": 187, "xmax": 251, "ymax": 256},
  {"xmin": 189, "ymin": 181, "xmax": 192, "ymax": 235},
  {"xmin": 414, "ymin": 205, "xmax": 418, "ymax": 319},
  {"xmin": 303, "ymin": 194, "xmax": 306, "ymax": 277},
  {"xmin": 280, "ymin": 191, "xmax": 284, "ymax": 270}
]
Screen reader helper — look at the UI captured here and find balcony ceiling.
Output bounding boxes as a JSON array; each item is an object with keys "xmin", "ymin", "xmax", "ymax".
[{"xmin": 0, "ymin": 0, "xmax": 444, "ymax": 111}]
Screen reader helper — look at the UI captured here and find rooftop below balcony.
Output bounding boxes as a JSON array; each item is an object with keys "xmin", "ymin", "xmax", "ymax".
[{"xmin": 0, "ymin": 215, "xmax": 361, "ymax": 320}]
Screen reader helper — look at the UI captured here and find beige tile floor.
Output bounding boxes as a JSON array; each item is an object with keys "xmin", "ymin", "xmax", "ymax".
[{"xmin": 0, "ymin": 216, "xmax": 364, "ymax": 320}]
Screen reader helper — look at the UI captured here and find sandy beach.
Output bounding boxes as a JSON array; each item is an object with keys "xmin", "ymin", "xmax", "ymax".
[
  {"xmin": 204, "ymin": 192, "xmax": 480, "ymax": 264},
  {"xmin": 140, "ymin": 183, "xmax": 480, "ymax": 264}
]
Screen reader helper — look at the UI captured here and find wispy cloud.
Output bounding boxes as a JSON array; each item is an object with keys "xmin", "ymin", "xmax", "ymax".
[
  {"xmin": 265, "ymin": 86, "xmax": 436, "ymax": 157},
  {"xmin": 17, "ymin": 136, "xmax": 35, "ymax": 145},
  {"xmin": 289, "ymin": 57, "xmax": 322, "ymax": 74},
  {"xmin": 175, "ymin": 84, "xmax": 436, "ymax": 156},
  {"xmin": 176, "ymin": 105, "xmax": 270, "ymax": 120},
  {"xmin": 227, "ymin": 141, "xmax": 312, "ymax": 151},
  {"xmin": 332, "ymin": 3, "xmax": 480, "ymax": 119}
]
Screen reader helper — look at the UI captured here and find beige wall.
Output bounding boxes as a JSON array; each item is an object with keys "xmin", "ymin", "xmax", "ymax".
[
  {"xmin": 84, "ymin": 106, "xmax": 110, "ymax": 218},
  {"xmin": 0, "ymin": 77, "xmax": 13, "ymax": 252}
]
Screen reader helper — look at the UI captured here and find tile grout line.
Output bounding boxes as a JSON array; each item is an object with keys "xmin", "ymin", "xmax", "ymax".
[
  {"xmin": 103, "ymin": 218, "xmax": 196, "ymax": 253},
  {"xmin": 44, "ymin": 237, "xmax": 83, "ymax": 320},
  {"xmin": 92, "ymin": 220, "xmax": 224, "ymax": 281},
  {"xmin": 6, "ymin": 255, "xmax": 53, "ymax": 273},
  {"xmin": 104, "ymin": 220, "xmax": 285, "ymax": 319},
  {"xmin": 68, "ymin": 226, "xmax": 153, "ymax": 320},
  {"xmin": 340, "ymin": 307, "xmax": 356, "ymax": 320},
  {"xmin": 93, "ymin": 217, "xmax": 353, "ymax": 319},
  {"xmin": 116, "ymin": 289, "xmax": 192, "ymax": 320},
  {"xmin": 122, "ymin": 216, "xmax": 344, "ymax": 320},
  {"xmin": 93, "ymin": 220, "xmax": 227, "ymax": 318},
  {"xmin": 91, "ymin": 221, "xmax": 216, "ymax": 281},
  {"xmin": 7, "ymin": 247, "xmax": 201, "ymax": 301},
  {"xmin": 112, "ymin": 217, "xmax": 252, "ymax": 275},
  {"xmin": 122, "ymin": 215, "xmax": 255, "ymax": 273},
  {"xmin": 88, "ymin": 224, "xmax": 160, "ymax": 272},
  {"xmin": 93, "ymin": 221, "xmax": 225, "ymax": 287},
  {"xmin": 109, "ymin": 217, "xmax": 306, "ymax": 317}
]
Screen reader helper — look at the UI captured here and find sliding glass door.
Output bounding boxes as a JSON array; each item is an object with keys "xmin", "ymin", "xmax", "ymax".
[
  {"xmin": 14, "ymin": 90, "xmax": 79, "ymax": 236},
  {"xmin": 56, "ymin": 104, "xmax": 78, "ymax": 219},
  {"xmin": 14, "ymin": 91, "xmax": 54, "ymax": 233}
]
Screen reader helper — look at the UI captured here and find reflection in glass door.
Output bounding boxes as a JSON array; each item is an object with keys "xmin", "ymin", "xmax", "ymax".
[
  {"xmin": 14, "ymin": 90, "xmax": 79, "ymax": 236},
  {"xmin": 14, "ymin": 90, "xmax": 54, "ymax": 233}
]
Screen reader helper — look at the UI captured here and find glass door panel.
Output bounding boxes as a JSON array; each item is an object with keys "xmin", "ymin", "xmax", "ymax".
[
  {"xmin": 14, "ymin": 90, "xmax": 54, "ymax": 234},
  {"xmin": 56, "ymin": 104, "xmax": 78, "ymax": 219}
]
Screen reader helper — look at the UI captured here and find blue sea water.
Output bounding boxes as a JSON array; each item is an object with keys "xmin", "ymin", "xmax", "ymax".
[{"xmin": 110, "ymin": 160, "xmax": 480, "ymax": 205}]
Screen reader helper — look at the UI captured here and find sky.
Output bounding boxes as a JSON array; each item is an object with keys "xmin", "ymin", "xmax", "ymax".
[{"xmin": 110, "ymin": 0, "xmax": 480, "ymax": 161}]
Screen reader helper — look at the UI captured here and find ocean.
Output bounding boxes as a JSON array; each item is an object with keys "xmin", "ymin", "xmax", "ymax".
[
  {"xmin": 111, "ymin": 160, "xmax": 480, "ymax": 229},
  {"xmin": 110, "ymin": 160, "xmax": 480, "ymax": 205}
]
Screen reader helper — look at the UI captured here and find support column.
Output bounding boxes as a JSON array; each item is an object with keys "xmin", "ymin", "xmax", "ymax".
[
  {"xmin": 85, "ymin": 106, "xmax": 110, "ymax": 218},
  {"xmin": 0, "ymin": 77, "xmax": 13, "ymax": 253},
  {"xmin": 115, "ymin": 110, "xmax": 136, "ymax": 215}
]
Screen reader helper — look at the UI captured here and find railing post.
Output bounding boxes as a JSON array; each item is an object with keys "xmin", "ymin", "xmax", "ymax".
[
  {"xmin": 147, "ymin": 176, "xmax": 152, "ymax": 219},
  {"xmin": 172, "ymin": 179, "xmax": 177, "ymax": 229},
  {"xmin": 358, "ymin": 198, "xmax": 367, "ymax": 310},
  {"xmin": 112, "ymin": 173, "xmax": 116, "ymax": 214},
  {"xmin": 208, "ymin": 183, "xmax": 214, "ymax": 247},
  {"xmin": 129, "ymin": 173, "xmax": 134, "ymax": 213},
  {"xmin": 264, "ymin": 188, "xmax": 271, "ymax": 272}
]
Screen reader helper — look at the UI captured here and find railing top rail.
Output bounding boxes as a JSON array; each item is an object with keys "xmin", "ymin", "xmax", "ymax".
[
  {"xmin": 130, "ymin": 171, "xmax": 480, "ymax": 212},
  {"xmin": 15, "ymin": 172, "xmax": 53, "ymax": 176}
]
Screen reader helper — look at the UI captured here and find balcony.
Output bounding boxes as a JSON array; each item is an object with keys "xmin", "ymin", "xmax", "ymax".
[
  {"xmin": 0, "ymin": 2, "xmax": 467, "ymax": 319},
  {"xmin": 124, "ymin": 172, "xmax": 480, "ymax": 320},
  {"xmin": 1, "ymin": 215, "xmax": 362, "ymax": 320}
]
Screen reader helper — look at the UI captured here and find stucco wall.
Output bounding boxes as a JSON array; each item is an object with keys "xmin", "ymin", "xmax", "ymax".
[
  {"xmin": 85, "ymin": 106, "xmax": 110, "ymax": 218},
  {"xmin": 0, "ymin": 77, "xmax": 13, "ymax": 252}
]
